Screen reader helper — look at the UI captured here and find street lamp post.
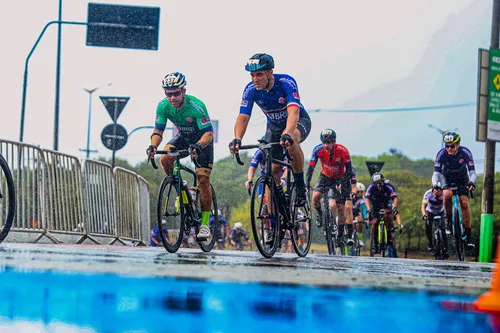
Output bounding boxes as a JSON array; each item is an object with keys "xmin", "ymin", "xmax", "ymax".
[{"xmin": 80, "ymin": 83, "xmax": 112, "ymax": 158}]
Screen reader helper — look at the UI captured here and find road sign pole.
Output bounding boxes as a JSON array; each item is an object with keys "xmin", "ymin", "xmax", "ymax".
[{"xmin": 112, "ymin": 100, "xmax": 118, "ymax": 168}]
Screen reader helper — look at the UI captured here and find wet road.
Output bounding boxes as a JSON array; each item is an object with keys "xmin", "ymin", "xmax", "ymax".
[{"xmin": 0, "ymin": 243, "xmax": 494, "ymax": 295}]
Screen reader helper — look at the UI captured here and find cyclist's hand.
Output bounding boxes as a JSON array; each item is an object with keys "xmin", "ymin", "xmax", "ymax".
[
  {"xmin": 146, "ymin": 145, "xmax": 157, "ymax": 161},
  {"xmin": 280, "ymin": 178, "xmax": 287, "ymax": 187},
  {"xmin": 229, "ymin": 139, "xmax": 241, "ymax": 154},
  {"xmin": 245, "ymin": 180, "xmax": 253, "ymax": 190},
  {"xmin": 466, "ymin": 181, "xmax": 476, "ymax": 191},
  {"xmin": 422, "ymin": 214, "xmax": 429, "ymax": 221},
  {"xmin": 398, "ymin": 224, "xmax": 404, "ymax": 234},
  {"xmin": 189, "ymin": 143, "xmax": 203, "ymax": 159},
  {"xmin": 350, "ymin": 192, "xmax": 357, "ymax": 200},
  {"xmin": 280, "ymin": 133, "xmax": 294, "ymax": 147}
]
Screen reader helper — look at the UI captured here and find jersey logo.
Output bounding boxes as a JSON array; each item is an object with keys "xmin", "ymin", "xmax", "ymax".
[
  {"xmin": 241, "ymin": 100, "xmax": 248, "ymax": 107},
  {"xmin": 293, "ymin": 92, "xmax": 299, "ymax": 99},
  {"xmin": 186, "ymin": 117, "xmax": 193, "ymax": 123},
  {"xmin": 201, "ymin": 117, "xmax": 211, "ymax": 125},
  {"xmin": 279, "ymin": 97, "xmax": 286, "ymax": 104},
  {"xmin": 459, "ymin": 159, "xmax": 464, "ymax": 164},
  {"xmin": 155, "ymin": 116, "xmax": 159, "ymax": 121}
]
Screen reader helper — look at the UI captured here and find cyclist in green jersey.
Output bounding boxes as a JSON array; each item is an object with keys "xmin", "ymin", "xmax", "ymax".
[{"xmin": 147, "ymin": 72, "xmax": 215, "ymax": 240}]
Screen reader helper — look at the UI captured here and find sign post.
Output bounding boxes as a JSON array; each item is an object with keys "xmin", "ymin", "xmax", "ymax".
[
  {"xmin": 99, "ymin": 96, "xmax": 130, "ymax": 167},
  {"xmin": 488, "ymin": 48, "xmax": 500, "ymax": 141}
]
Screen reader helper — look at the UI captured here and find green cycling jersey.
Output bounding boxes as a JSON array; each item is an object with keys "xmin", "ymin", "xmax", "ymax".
[{"xmin": 155, "ymin": 95, "xmax": 213, "ymax": 139}]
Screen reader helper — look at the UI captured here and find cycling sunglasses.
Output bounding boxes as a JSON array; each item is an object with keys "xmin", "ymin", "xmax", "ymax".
[
  {"xmin": 321, "ymin": 139, "xmax": 335, "ymax": 144},
  {"xmin": 444, "ymin": 144, "xmax": 456, "ymax": 149},
  {"xmin": 165, "ymin": 90, "xmax": 183, "ymax": 98}
]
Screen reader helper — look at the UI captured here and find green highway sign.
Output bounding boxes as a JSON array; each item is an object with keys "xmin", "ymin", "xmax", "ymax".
[{"xmin": 488, "ymin": 48, "xmax": 500, "ymax": 141}]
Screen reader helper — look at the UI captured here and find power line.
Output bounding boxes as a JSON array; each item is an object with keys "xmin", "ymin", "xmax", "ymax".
[{"xmin": 309, "ymin": 102, "xmax": 475, "ymax": 113}]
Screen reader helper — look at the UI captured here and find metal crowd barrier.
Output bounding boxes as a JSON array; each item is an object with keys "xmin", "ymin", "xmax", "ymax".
[{"xmin": 0, "ymin": 139, "xmax": 150, "ymax": 246}]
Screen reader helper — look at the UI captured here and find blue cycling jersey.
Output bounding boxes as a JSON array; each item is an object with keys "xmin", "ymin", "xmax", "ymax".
[
  {"xmin": 209, "ymin": 215, "xmax": 228, "ymax": 228},
  {"xmin": 239, "ymin": 73, "xmax": 307, "ymax": 128}
]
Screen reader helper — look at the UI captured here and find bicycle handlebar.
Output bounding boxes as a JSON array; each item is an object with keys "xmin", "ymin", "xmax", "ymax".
[
  {"xmin": 148, "ymin": 149, "xmax": 201, "ymax": 169},
  {"xmin": 233, "ymin": 141, "xmax": 292, "ymax": 166}
]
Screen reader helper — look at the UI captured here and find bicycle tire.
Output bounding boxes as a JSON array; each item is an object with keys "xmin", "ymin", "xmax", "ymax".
[
  {"xmin": 379, "ymin": 223, "xmax": 386, "ymax": 258},
  {"xmin": 434, "ymin": 229, "xmax": 444, "ymax": 260},
  {"xmin": 290, "ymin": 184, "xmax": 312, "ymax": 257},
  {"xmin": 0, "ymin": 154, "xmax": 15, "ymax": 243},
  {"xmin": 322, "ymin": 195, "xmax": 335, "ymax": 255},
  {"xmin": 157, "ymin": 176, "xmax": 184, "ymax": 253},
  {"xmin": 350, "ymin": 232, "xmax": 360, "ymax": 256},
  {"xmin": 453, "ymin": 208, "xmax": 465, "ymax": 262},
  {"xmin": 250, "ymin": 176, "xmax": 280, "ymax": 258},
  {"xmin": 198, "ymin": 184, "xmax": 218, "ymax": 252}
]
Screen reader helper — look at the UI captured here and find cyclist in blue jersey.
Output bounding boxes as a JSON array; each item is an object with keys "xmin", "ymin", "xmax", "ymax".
[
  {"xmin": 210, "ymin": 210, "xmax": 229, "ymax": 250},
  {"xmin": 365, "ymin": 172, "xmax": 403, "ymax": 254},
  {"xmin": 432, "ymin": 132, "xmax": 476, "ymax": 250},
  {"xmin": 229, "ymin": 222, "xmax": 253, "ymax": 251},
  {"xmin": 421, "ymin": 183, "xmax": 448, "ymax": 258},
  {"xmin": 150, "ymin": 220, "xmax": 170, "ymax": 247},
  {"xmin": 229, "ymin": 53, "xmax": 311, "ymax": 206}
]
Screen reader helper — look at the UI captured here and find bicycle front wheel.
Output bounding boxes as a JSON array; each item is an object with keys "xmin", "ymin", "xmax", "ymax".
[
  {"xmin": 379, "ymin": 223, "xmax": 386, "ymax": 258},
  {"xmin": 250, "ymin": 176, "xmax": 280, "ymax": 258},
  {"xmin": 290, "ymin": 184, "xmax": 312, "ymax": 257},
  {"xmin": 157, "ymin": 176, "xmax": 184, "ymax": 253},
  {"xmin": 453, "ymin": 208, "xmax": 465, "ymax": 262},
  {"xmin": 322, "ymin": 196, "xmax": 335, "ymax": 255},
  {"xmin": 0, "ymin": 154, "xmax": 15, "ymax": 243},
  {"xmin": 198, "ymin": 184, "xmax": 218, "ymax": 252}
]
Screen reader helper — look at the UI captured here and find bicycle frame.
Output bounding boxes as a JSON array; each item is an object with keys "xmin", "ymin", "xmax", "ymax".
[{"xmin": 449, "ymin": 187, "xmax": 466, "ymax": 242}]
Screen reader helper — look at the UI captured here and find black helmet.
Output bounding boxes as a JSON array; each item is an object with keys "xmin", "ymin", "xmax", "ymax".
[
  {"xmin": 372, "ymin": 172, "xmax": 385, "ymax": 183},
  {"xmin": 442, "ymin": 131, "xmax": 461, "ymax": 144},
  {"xmin": 245, "ymin": 53, "xmax": 275, "ymax": 72},
  {"xmin": 320, "ymin": 128, "xmax": 336, "ymax": 143},
  {"xmin": 432, "ymin": 182, "xmax": 442, "ymax": 191}
]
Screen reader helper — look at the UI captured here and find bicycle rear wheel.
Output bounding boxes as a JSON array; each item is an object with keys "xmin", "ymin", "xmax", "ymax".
[
  {"xmin": 453, "ymin": 208, "xmax": 465, "ymax": 262},
  {"xmin": 434, "ymin": 229, "xmax": 444, "ymax": 260},
  {"xmin": 157, "ymin": 176, "xmax": 184, "ymax": 253},
  {"xmin": 290, "ymin": 184, "xmax": 312, "ymax": 257},
  {"xmin": 198, "ymin": 184, "xmax": 218, "ymax": 252},
  {"xmin": 350, "ymin": 232, "xmax": 360, "ymax": 256},
  {"xmin": 0, "ymin": 154, "xmax": 15, "ymax": 243},
  {"xmin": 250, "ymin": 176, "xmax": 280, "ymax": 258}
]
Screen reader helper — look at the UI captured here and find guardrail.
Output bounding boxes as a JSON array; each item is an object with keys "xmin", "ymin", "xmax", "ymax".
[{"xmin": 0, "ymin": 139, "xmax": 150, "ymax": 246}]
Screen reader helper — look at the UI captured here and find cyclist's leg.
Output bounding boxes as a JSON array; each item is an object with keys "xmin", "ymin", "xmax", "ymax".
[
  {"xmin": 194, "ymin": 142, "xmax": 214, "ymax": 239},
  {"xmin": 288, "ymin": 114, "xmax": 311, "ymax": 204},
  {"xmin": 458, "ymin": 185, "xmax": 474, "ymax": 248},
  {"xmin": 354, "ymin": 216, "xmax": 365, "ymax": 248},
  {"xmin": 161, "ymin": 135, "xmax": 190, "ymax": 175},
  {"xmin": 312, "ymin": 174, "xmax": 333, "ymax": 226},
  {"xmin": 340, "ymin": 179, "xmax": 355, "ymax": 244}
]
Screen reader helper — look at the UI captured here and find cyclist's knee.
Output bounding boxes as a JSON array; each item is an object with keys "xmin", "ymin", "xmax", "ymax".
[{"xmin": 459, "ymin": 196, "xmax": 469, "ymax": 207}]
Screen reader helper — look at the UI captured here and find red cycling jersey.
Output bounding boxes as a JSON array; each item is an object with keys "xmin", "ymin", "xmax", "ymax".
[{"xmin": 309, "ymin": 143, "xmax": 351, "ymax": 179}]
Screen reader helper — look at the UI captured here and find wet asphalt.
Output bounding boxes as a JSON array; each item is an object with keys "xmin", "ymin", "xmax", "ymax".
[{"xmin": 0, "ymin": 243, "xmax": 494, "ymax": 296}]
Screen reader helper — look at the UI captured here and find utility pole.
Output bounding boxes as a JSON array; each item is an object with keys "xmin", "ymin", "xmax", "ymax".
[{"xmin": 54, "ymin": 0, "xmax": 63, "ymax": 150}]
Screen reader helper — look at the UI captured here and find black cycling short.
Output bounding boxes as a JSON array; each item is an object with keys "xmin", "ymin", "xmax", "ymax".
[
  {"xmin": 167, "ymin": 134, "xmax": 214, "ymax": 169},
  {"xmin": 264, "ymin": 112, "xmax": 311, "ymax": 160},
  {"xmin": 442, "ymin": 176, "xmax": 470, "ymax": 197},
  {"xmin": 313, "ymin": 173, "xmax": 351, "ymax": 202}
]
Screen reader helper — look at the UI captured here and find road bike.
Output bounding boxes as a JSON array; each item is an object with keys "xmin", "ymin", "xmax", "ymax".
[
  {"xmin": 234, "ymin": 140, "xmax": 312, "ymax": 258},
  {"xmin": 370, "ymin": 209, "xmax": 397, "ymax": 258},
  {"xmin": 0, "ymin": 153, "xmax": 15, "ymax": 243},
  {"xmin": 448, "ymin": 183, "xmax": 474, "ymax": 262},
  {"xmin": 150, "ymin": 149, "xmax": 219, "ymax": 253},
  {"xmin": 431, "ymin": 214, "xmax": 448, "ymax": 260}
]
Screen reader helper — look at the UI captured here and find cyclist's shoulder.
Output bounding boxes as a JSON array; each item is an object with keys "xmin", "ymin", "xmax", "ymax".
[
  {"xmin": 242, "ymin": 82, "xmax": 256, "ymax": 98},
  {"xmin": 311, "ymin": 143, "xmax": 323, "ymax": 154},
  {"xmin": 157, "ymin": 98, "xmax": 172, "ymax": 110},
  {"xmin": 435, "ymin": 147, "xmax": 446, "ymax": 159},
  {"xmin": 185, "ymin": 95, "xmax": 207, "ymax": 110},
  {"xmin": 458, "ymin": 145, "xmax": 474, "ymax": 156},
  {"xmin": 334, "ymin": 143, "xmax": 350, "ymax": 154},
  {"xmin": 275, "ymin": 73, "xmax": 298, "ymax": 84},
  {"xmin": 423, "ymin": 188, "xmax": 432, "ymax": 197}
]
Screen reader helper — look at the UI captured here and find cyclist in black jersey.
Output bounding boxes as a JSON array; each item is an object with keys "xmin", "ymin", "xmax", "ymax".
[{"xmin": 432, "ymin": 132, "xmax": 476, "ymax": 250}]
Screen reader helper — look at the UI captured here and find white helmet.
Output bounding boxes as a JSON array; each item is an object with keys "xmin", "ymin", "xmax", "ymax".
[
  {"xmin": 356, "ymin": 182, "xmax": 366, "ymax": 192},
  {"xmin": 234, "ymin": 222, "xmax": 243, "ymax": 229}
]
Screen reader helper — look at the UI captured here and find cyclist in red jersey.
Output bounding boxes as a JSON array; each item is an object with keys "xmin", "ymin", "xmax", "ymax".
[{"xmin": 306, "ymin": 129, "xmax": 357, "ymax": 245}]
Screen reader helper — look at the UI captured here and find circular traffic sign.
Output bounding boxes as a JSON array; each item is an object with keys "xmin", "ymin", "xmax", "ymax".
[{"xmin": 101, "ymin": 123, "xmax": 128, "ymax": 151}]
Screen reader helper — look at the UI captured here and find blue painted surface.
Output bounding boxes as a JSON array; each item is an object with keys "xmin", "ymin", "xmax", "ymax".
[{"xmin": 0, "ymin": 268, "xmax": 495, "ymax": 333}]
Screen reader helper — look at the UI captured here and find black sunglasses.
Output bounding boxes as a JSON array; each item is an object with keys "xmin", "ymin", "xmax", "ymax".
[
  {"xmin": 165, "ymin": 90, "xmax": 183, "ymax": 98},
  {"xmin": 445, "ymin": 144, "xmax": 456, "ymax": 149}
]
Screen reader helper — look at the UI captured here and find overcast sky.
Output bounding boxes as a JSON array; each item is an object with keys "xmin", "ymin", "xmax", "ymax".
[{"xmin": 1, "ymin": 0, "xmax": 499, "ymax": 173}]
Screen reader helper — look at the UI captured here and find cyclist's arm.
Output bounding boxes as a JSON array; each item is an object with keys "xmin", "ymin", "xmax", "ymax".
[
  {"xmin": 151, "ymin": 129, "xmax": 164, "ymax": 147},
  {"xmin": 234, "ymin": 114, "xmax": 251, "ymax": 140},
  {"xmin": 432, "ymin": 149, "xmax": 444, "ymax": 186},
  {"xmin": 283, "ymin": 105, "xmax": 300, "ymax": 137},
  {"xmin": 364, "ymin": 197, "xmax": 372, "ymax": 212},
  {"xmin": 306, "ymin": 164, "xmax": 315, "ymax": 187},
  {"xmin": 421, "ymin": 203, "xmax": 428, "ymax": 217},
  {"xmin": 247, "ymin": 166, "xmax": 257, "ymax": 182},
  {"xmin": 432, "ymin": 171, "xmax": 442, "ymax": 187},
  {"xmin": 306, "ymin": 145, "xmax": 321, "ymax": 186},
  {"xmin": 392, "ymin": 197, "xmax": 399, "ymax": 210},
  {"xmin": 197, "ymin": 131, "xmax": 213, "ymax": 148}
]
